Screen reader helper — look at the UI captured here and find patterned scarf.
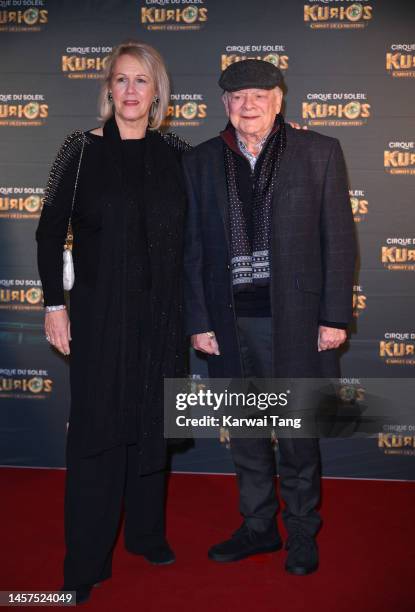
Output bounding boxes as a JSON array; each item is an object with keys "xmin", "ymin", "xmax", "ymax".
[{"xmin": 224, "ymin": 114, "xmax": 286, "ymax": 291}]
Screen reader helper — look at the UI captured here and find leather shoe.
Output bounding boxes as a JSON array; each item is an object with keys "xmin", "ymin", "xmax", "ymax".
[
  {"xmin": 285, "ymin": 530, "xmax": 319, "ymax": 575},
  {"xmin": 127, "ymin": 542, "xmax": 176, "ymax": 565},
  {"xmin": 208, "ymin": 522, "xmax": 283, "ymax": 562},
  {"xmin": 60, "ymin": 584, "xmax": 93, "ymax": 606}
]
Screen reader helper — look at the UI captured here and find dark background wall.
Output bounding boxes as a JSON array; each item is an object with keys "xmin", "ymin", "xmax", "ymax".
[{"xmin": 1, "ymin": 0, "xmax": 414, "ymax": 479}]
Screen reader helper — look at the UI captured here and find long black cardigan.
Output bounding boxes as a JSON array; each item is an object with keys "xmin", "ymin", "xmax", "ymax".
[{"xmin": 36, "ymin": 117, "xmax": 189, "ymax": 473}]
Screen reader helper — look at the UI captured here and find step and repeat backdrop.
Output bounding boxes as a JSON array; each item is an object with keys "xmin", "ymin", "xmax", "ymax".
[{"xmin": 0, "ymin": 0, "xmax": 414, "ymax": 479}]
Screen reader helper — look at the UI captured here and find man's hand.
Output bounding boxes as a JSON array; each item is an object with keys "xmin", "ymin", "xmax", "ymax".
[
  {"xmin": 191, "ymin": 332, "xmax": 220, "ymax": 355},
  {"xmin": 45, "ymin": 309, "xmax": 71, "ymax": 355},
  {"xmin": 318, "ymin": 326, "xmax": 346, "ymax": 352}
]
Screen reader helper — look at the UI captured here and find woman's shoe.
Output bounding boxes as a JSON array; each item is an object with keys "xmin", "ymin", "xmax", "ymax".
[
  {"xmin": 60, "ymin": 584, "xmax": 93, "ymax": 605},
  {"xmin": 141, "ymin": 543, "xmax": 176, "ymax": 565}
]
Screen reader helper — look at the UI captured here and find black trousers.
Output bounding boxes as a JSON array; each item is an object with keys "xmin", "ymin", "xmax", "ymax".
[
  {"xmin": 63, "ymin": 443, "xmax": 166, "ymax": 588},
  {"xmin": 231, "ymin": 317, "xmax": 321, "ymax": 537}
]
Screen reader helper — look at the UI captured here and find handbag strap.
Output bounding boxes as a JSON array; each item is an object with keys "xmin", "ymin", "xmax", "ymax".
[{"xmin": 65, "ymin": 133, "xmax": 86, "ymax": 249}]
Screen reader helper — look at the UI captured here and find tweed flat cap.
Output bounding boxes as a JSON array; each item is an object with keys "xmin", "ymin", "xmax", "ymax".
[{"xmin": 219, "ymin": 59, "xmax": 283, "ymax": 92}]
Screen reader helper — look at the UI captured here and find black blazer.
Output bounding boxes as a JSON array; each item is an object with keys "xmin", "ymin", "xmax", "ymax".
[{"xmin": 182, "ymin": 124, "xmax": 357, "ymax": 378}]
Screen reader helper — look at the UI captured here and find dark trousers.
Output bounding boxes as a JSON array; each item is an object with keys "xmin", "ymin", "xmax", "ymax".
[
  {"xmin": 64, "ymin": 443, "xmax": 166, "ymax": 588},
  {"xmin": 231, "ymin": 317, "xmax": 321, "ymax": 537}
]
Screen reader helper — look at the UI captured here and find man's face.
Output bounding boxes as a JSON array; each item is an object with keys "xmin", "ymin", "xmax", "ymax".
[{"xmin": 223, "ymin": 87, "xmax": 282, "ymax": 139}]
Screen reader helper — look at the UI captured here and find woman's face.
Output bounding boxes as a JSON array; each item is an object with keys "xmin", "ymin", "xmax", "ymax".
[{"xmin": 110, "ymin": 54, "xmax": 156, "ymax": 126}]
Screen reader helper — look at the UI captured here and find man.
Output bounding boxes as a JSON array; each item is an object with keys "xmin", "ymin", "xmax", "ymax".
[{"xmin": 182, "ymin": 59, "xmax": 356, "ymax": 575}]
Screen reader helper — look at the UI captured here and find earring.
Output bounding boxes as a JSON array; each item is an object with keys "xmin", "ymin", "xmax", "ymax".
[
  {"xmin": 153, "ymin": 95, "xmax": 160, "ymax": 104},
  {"xmin": 108, "ymin": 91, "xmax": 113, "ymax": 102}
]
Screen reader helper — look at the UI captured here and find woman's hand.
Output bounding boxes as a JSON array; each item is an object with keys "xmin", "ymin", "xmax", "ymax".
[
  {"xmin": 45, "ymin": 309, "xmax": 71, "ymax": 355},
  {"xmin": 288, "ymin": 122, "xmax": 308, "ymax": 130}
]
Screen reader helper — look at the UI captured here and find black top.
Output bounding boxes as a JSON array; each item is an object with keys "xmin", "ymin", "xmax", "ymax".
[
  {"xmin": 82, "ymin": 135, "xmax": 149, "ymax": 446},
  {"xmin": 37, "ymin": 133, "xmax": 104, "ymax": 306},
  {"xmin": 37, "ymin": 133, "xmax": 149, "ymax": 304},
  {"xmin": 36, "ymin": 119, "xmax": 189, "ymax": 466},
  {"xmin": 119, "ymin": 137, "xmax": 148, "ymax": 445},
  {"xmin": 120, "ymin": 137, "xmax": 151, "ymax": 293},
  {"xmin": 38, "ymin": 131, "xmax": 150, "ymax": 445}
]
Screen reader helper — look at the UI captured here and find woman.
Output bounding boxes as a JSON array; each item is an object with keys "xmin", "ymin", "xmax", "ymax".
[{"xmin": 36, "ymin": 41, "xmax": 189, "ymax": 604}]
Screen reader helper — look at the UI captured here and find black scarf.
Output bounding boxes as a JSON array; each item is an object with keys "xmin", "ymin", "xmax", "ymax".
[
  {"xmin": 80, "ymin": 116, "xmax": 149, "ymax": 455},
  {"xmin": 224, "ymin": 114, "xmax": 286, "ymax": 291},
  {"xmin": 77, "ymin": 116, "xmax": 188, "ymax": 459}
]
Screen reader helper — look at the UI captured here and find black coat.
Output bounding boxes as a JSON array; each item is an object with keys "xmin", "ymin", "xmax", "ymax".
[
  {"xmin": 183, "ymin": 125, "xmax": 356, "ymax": 379},
  {"xmin": 36, "ymin": 118, "xmax": 188, "ymax": 473}
]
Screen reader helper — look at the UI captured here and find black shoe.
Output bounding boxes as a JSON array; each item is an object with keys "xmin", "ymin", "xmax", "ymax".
[
  {"xmin": 208, "ymin": 522, "xmax": 283, "ymax": 563},
  {"xmin": 60, "ymin": 584, "xmax": 93, "ymax": 606},
  {"xmin": 285, "ymin": 531, "xmax": 319, "ymax": 575},
  {"xmin": 129, "ymin": 543, "xmax": 176, "ymax": 565}
]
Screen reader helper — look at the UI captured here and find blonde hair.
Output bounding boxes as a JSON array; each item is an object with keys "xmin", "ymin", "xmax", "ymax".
[{"xmin": 99, "ymin": 40, "xmax": 170, "ymax": 130}]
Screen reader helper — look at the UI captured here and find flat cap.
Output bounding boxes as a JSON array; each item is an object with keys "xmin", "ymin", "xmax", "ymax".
[{"xmin": 219, "ymin": 59, "xmax": 283, "ymax": 92}]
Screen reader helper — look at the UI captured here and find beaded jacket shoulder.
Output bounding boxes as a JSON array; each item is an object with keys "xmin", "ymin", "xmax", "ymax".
[
  {"xmin": 43, "ymin": 130, "xmax": 92, "ymax": 207},
  {"xmin": 157, "ymin": 130, "xmax": 192, "ymax": 153}
]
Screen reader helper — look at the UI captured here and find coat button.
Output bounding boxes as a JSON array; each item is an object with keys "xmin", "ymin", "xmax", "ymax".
[{"xmin": 227, "ymin": 264, "xmax": 230, "ymax": 270}]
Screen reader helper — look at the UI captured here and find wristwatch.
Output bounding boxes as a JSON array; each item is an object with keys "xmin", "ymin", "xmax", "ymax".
[{"xmin": 206, "ymin": 331, "xmax": 215, "ymax": 338}]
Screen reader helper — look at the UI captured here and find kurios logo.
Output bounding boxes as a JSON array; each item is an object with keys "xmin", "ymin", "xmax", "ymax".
[
  {"xmin": 304, "ymin": 0, "xmax": 373, "ymax": 29},
  {"xmin": 350, "ymin": 189, "xmax": 368, "ymax": 223},
  {"xmin": 381, "ymin": 237, "xmax": 415, "ymax": 271},
  {"xmin": 0, "ymin": 0, "xmax": 48, "ymax": 32},
  {"xmin": 384, "ymin": 142, "xmax": 415, "ymax": 175},
  {"xmin": 378, "ymin": 427, "xmax": 415, "ymax": 457},
  {"xmin": 0, "ymin": 94, "xmax": 48, "ymax": 127},
  {"xmin": 163, "ymin": 93, "xmax": 207, "ymax": 127},
  {"xmin": 302, "ymin": 93, "xmax": 370, "ymax": 127},
  {"xmin": 379, "ymin": 332, "xmax": 415, "ymax": 365},
  {"xmin": 221, "ymin": 45, "xmax": 289, "ymax": 72},
  {"xmin": 0, "ymin": 280, "xmax": 43, "ymax": 311},
  {"xmin": 352, "ymin": 285, "xmax": 366, "ymax": 318},
  {"xmin": 140, "ymin": 0, "xmax": 208, "ymax": 31},
  {"xmin": 386, "ymin": 44, "xmax": 415, "ymax": 79},
  {"xmin": 0, "ymin": 187, "xmax": 44, "ymax": 219},
  {"xmin": 61, "ymin": 46, "xmax": 112, "ymax": 80},
  {"xmin": 0, "ymin": 368, "xmax": 53, "ymax": 399}
]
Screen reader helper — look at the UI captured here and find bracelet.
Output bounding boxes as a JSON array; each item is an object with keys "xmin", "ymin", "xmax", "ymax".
[
  {"xmin": 206, "ymin": 331, "xmax": 215, "ymax": 338},
  {"xmin": 45, "ymin": 305, "xmax": 66, "ymax": 313}
]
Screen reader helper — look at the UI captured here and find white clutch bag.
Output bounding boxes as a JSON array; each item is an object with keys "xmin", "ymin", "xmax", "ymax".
[
  {"xmin": 63, "ymin": 135, "xmax": 86, "ymax": 292},
  {"xmin": 63, "ymin": 248, "xmax": 75, "ymax": 291}
]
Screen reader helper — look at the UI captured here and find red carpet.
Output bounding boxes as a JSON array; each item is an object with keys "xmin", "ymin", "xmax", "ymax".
[{"xmin": 1, "ymin": 468, "xmax": 414, "ymax": 612}]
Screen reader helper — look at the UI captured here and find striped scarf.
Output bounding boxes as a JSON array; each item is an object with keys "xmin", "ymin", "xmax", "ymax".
[{"xmin": 224, "ymin": 114, "xmax": 286, "ymax": 291}]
